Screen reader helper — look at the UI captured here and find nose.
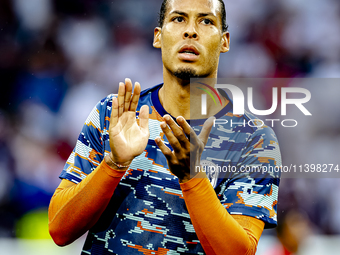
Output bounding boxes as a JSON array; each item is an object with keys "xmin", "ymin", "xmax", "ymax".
[
  {"xmin": 184, "ymin": 31, "xmax": 198, "ymax": 39},
  {"xmin": 183, "ymin": 23, "xmax": 198, "ymax": 39}
]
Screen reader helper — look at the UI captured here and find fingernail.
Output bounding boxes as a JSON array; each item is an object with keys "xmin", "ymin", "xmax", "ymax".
[
  {"xmin": 164, "ymin": 115, "xmax": 170, "ymax": 121},
  {"xmin": 160, "ymin": 122, "xmax": 166, "ymax": 128}
]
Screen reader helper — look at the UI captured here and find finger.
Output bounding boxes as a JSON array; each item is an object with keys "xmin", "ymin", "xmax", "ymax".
[
  {"xmin": 176, "ymin": 116, "xmax": 199, "ymax": 147},
  {"xmin": 118, "ymin": 82, "xmax": 125, "ymax": 117},
  {"xmin": 198, "ymin": 116, "xmax": 215, "ymax": 146},
  {"xmin": 110, "ymin": 97, "xmax": 119, "ymax": 128},
  {"xmin": 155, "ymin": 137, "xmax": 174, "ymax": 161},
  {"xmin": 129, "ymin": 82, "xmax": 141, "ymax": 112},
  {"xmin": 139, "ymin": 105, "xmax": 149, "ymax": 135},
  {"xmin": 164, "ymin": 115, "xmax": 189, "ymax": 148},
  {"xmin": 160, "ymin": 121, "xmax": 182, "ymax": 153},
  {"xmin": 124, "ymin": 78, "xmax": 133, "ymax": 112},
  {"xmin": 176, "ymin": 116, "xmax": 191, "ymax": 137}
]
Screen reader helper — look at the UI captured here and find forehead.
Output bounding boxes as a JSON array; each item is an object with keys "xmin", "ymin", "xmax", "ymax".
[{"xmin": 166, "ymin": 0, "xmax": 221, "ymax": 17}]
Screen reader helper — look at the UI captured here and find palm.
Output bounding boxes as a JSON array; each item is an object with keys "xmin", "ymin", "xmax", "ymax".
[
  {"xmin": 108, "ymin": 79, "xmax": 149, "ymax": 165},
  {"xmin": 109, "ymin": 111, "xmax": 149, "ymax": 163}
]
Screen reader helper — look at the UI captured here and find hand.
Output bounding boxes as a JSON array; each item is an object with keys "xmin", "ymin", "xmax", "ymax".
[
  {"xmin": 106, "ymin": 78, "xmax": 149, "ymax": 168},
  {"xmin": 155, "ymin": 115, "xmax": 215, "ymax": 183}
]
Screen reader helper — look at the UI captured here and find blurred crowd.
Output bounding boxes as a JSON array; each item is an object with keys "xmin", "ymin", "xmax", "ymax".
[{"xmin": 0, "ymin": 0, "xmax": 340, "ymax": 253}]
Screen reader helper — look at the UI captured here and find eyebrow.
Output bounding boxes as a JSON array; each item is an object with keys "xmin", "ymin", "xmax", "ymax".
[{"xmin": 169, "ymin": 10, "xmax": 216, "ymax": 18}]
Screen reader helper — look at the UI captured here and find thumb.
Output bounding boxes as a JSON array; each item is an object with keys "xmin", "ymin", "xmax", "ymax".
[{"xmin": 198, "ymin": 116, "xmax": 215, "ymax": 146}]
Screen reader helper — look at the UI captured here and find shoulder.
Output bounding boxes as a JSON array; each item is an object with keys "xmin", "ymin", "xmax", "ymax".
[
  {"xmin": 138, "ymin": 83, "xmax": 163, "ymax": 110},
  {"xmin": 227, "ymin": 110, "xmax": 279, "ymax": 142},
  {"xmin": 212, "ymin": 110, "xmax": 279, "ymax": 145},
  {"xmin": 241, "ymin": 111, "xmax": 280, "ymax": 149},
  {"xmin": 140, "ymin": 83, "xmax": 163, "ymax": 97}
]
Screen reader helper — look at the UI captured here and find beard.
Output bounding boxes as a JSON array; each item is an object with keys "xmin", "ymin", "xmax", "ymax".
[{"xmin": 174, "ymin": 67, "xmax": 199, "ymax": 80}]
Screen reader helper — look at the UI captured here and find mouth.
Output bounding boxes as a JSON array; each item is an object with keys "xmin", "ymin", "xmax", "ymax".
[
  {"xmin": 178, "ymin": 45, "xmax": 200, "ymax": 61},
  {"xmin": 179, "ymin": 46, "xmax": 199, "ymax": 55}
]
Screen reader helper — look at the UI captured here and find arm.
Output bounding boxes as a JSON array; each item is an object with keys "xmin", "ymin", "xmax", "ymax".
[
  {"xmin": 155, "ymin": 116, "xmax": 269, "ymax": 254},
  {"xmin": 48, "ymin": 158, "xmax": 126, "ymax": 246},
  {"xmin": 180, "ymin": 173, "xmax": 264, "ymax": 255},
  {"xmin": 48, "ymin": 79, "xmax": 150, "ymax": 246}
]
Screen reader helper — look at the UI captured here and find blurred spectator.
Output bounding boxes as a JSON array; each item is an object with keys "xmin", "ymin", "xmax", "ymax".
[
  {"xmin": 13, "ymin": 0, "xmax": 53, "ymax": 32},
  {"xmin": 0, "ymin": 111, "xmax": 15, "ymax": 237},
  {"xmin": 264, "ymin": 210, "xmax": 315, "ymax": 255}
]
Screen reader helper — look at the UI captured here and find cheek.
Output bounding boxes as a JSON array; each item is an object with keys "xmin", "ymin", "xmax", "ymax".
[
  {"xmin": 161, "ymin": 30, "xmax": 177, "ymax": 50},
  {"xmin": 206, "ymin": 37, "xmax": 222, "ymax": 55},
  {"xmin": 201, "ymin": 28, "xmax": 222, "ymax": 50}
]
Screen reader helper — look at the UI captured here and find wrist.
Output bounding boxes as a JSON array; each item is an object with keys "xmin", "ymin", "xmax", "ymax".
[
  {"xmin": 179, "ymin": 165, "xmax": 206, "ymax": 183},
  {"xmin": 104, "ymin": 153, "xmax": 132, "ymax": 170},
  {"xmin": 178, "ymin": 172, "xmax": 192, "ymax": 183}
]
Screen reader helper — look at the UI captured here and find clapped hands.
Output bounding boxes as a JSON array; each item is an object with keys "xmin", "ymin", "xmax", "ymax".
[
  {"xmin": 106, "ymin": 78, "xmax": 215, "ymax": 179},
  {"xmin": 155, "ymin": 115, "xmax": 215, "ymax": 183}
]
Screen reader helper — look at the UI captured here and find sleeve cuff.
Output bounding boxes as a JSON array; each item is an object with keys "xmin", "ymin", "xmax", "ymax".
[
  {"xmin": 180, "ymin": 171, "xmax": 208, "ymax": 192},
  {"xmin": 101, "ymin": 159, "xmax": 127, "ymax": 178}
]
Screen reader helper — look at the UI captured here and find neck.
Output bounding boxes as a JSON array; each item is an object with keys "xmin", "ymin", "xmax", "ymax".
[{"xmin": 159, "ymin": 67, "xmax": 224, "ymax": 120}]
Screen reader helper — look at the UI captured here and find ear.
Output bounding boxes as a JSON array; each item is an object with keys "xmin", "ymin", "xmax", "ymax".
[
  {"xmin": 153, "ymin": 27, "xmax": 162, "ymax": 48},
  {"xmin": 220, "ymin": 31, "xmax": 230, "ymax": 53}
]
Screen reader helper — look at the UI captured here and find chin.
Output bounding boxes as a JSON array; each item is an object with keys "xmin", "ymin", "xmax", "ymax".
[{"xmin": 174, "ymin": 67, "xmax": 200, "ymax": 80}]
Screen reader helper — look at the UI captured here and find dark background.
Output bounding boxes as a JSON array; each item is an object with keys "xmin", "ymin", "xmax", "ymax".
[{"xmin": 1, "ymin": 0, "xmax": 340, "ymax": 254}]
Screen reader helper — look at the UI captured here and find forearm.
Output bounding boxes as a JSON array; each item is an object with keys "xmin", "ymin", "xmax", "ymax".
[
  {"xmin": 48, "ymin": 158, "xmax": 126, "ymax": 246},
  {"xmin": 180, "ymin": 173, "xmax": 263, "ymax": 255}
]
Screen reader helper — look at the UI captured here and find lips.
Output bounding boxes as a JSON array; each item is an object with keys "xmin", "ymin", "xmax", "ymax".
[
  {"xmin": 179, "ymin": 45, "xmax": 199, "ymax": 55},
  {"xmin": 178, "ymin": 45, "xmax": 199, "ymax": 61}
]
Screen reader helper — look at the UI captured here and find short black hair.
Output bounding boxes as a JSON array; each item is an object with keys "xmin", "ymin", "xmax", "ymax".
[{"xmin": 158, "ymin": 0, "xmax": 228, "ymax": 32}]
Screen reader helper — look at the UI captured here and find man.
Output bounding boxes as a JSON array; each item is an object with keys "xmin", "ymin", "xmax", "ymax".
[{"xmin": 48, "ymin": 0, "xmax": 281, "ymax": 254}]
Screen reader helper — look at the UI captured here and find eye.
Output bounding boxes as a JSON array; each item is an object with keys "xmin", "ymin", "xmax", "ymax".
[
  {"xmin": 173, "ymin": 16, "xmax": 185, "ymax": 23},
  {"xmin": 201, "ymin": 18, "xmax": 213, "ymax": 25}
]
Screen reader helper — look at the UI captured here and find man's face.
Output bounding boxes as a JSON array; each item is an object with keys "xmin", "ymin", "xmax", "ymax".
[{"xmin": 154, "ymin": 0, "xmax": 229, "ymax": 80}]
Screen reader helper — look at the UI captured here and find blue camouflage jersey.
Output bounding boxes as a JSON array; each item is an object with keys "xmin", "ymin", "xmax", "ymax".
[{"xmin": 60, "ymin": 84, "xmax": 281, "ymax": 255}]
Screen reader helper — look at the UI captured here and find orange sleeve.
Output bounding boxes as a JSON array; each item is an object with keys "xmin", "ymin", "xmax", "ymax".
[
  {"xmin": 180, "ymin": 173, "xmax": 264, "ymax": 255},
  {"xmin": 48, "ymin": 160, "xmax": 126, "ymax": 246}
]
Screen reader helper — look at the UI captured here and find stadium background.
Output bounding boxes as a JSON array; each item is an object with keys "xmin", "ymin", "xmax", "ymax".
[{"xmin": 0, "ymin": 0, "xmax": 340, "ymax": 254}]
